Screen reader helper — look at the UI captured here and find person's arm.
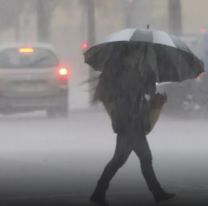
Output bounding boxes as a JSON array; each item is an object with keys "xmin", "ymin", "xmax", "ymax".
[{"xmin": 144, "ymin": 69, "xmax": 157, "ymax": 98}]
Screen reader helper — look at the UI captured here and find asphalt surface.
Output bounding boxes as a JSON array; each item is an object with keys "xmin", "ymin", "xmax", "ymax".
[{"xmin": 0, "ymin": 109, "xmax": 207, "ymax": 206}]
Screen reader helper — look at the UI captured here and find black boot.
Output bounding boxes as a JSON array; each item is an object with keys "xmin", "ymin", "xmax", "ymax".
[
  {"xmin": 153, "ymin": 190, "xmax": 175, "ymax": 203},
  {"xmin": 90, "ymin": 191, "xmax": 109, "ymax": 206},
  {"xmin": 140, "ymin": 160, "xmax": 175, "ymax": 203},
  {"xmin": 90, "ymin": 183, "xmax": 109, "ymax": 206}
]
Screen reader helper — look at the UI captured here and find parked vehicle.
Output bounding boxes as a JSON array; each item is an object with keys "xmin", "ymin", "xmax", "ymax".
[{"xmin": 0, "ymin": 43, "xmax": 71, "ymax": 117}]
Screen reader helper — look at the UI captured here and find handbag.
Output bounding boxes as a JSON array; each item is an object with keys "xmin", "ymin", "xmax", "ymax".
[{"xmin": 145, "ymin": 93, "xmax": 167, "ymax": 134}]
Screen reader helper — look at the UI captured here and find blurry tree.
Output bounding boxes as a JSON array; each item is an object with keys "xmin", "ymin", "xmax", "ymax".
[
  {"xmin": 0, "ymin": 0, "xmax": 23, "ymax": 29},
  {"xmin": 36, "ymin": 0, "xmax": 79, "ymax": 42},
  {"xmin": 124, "ymin": 0, "xmax": 137, "ymax": 27},
  {"xmin": 168, "ymin": 0, "xmax": 182, "ymax": 35},
  {"xmin": 0, "ymin": 0, "xmax": 66, "ymax": 42},
  {"xmin": 0, "ymin": 0, "xmax": 30, "ymax": 39},
  {"xmin": 36, "ymin": 0, "xmax": 50, "ymax": 42}
]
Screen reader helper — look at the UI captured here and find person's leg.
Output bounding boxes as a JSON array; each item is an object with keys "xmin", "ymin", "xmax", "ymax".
[
  {"xmin": 133, "ymin": 133, "xmax": 175, "ymax": 203},
  {"xmin": 91, "ymin": 134, "xmax": 132, "ymax": 205}
]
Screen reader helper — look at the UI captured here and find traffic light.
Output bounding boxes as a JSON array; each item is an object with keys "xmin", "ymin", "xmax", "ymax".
[{"xmin": 81, "ymin": 41, "xmax": 89, "ymax": 51}]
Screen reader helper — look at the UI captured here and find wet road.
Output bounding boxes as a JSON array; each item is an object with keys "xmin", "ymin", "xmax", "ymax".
[{"xmin": 0, "ymin": 109, "xmax": 207, "ymax": 205}]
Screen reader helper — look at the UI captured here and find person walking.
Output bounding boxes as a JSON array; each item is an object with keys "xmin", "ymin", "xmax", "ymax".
[{"xmin": 90, "ymin": 49, "xmax": 175, "ymax": 206}]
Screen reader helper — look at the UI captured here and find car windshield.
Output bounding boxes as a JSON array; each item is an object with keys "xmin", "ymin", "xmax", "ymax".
[{"xmin": 0, "ymin": 47, "xmax": 59, "ymax": 68}]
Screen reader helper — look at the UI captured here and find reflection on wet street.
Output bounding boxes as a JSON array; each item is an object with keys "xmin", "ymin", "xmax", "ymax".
[{"xmin": 0, "ymin": 110, "xmax": 206, "ymax": 205}]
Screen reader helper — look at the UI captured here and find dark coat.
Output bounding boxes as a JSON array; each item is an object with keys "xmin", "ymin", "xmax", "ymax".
[{"xmin": 94, "ymin": 53, "xmax": 157, "ymax": 135}]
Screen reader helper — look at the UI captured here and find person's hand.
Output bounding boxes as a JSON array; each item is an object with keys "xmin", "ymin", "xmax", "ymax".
[
  {"xmin": 151, "ymin": 93, "xmax": 167, "ymax": 108},
  {"xmin": 158, "ymin": 92, "xmax": 167, "ymax": 102}
]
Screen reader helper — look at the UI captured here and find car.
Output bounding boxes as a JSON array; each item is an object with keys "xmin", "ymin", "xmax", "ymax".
[{"xmin": 0, "ymin": 43, "xmax": 70, "ymax": 117}]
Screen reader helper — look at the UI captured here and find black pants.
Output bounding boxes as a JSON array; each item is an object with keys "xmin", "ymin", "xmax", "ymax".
[{"xmin": 94, "ymin": 130, "xmax": 162, "ymax": 195}]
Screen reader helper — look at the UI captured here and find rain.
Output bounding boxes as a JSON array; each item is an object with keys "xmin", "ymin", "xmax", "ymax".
[{"xmin": 0, "ymin": 1, "xmax": 207, "ymax": 206}]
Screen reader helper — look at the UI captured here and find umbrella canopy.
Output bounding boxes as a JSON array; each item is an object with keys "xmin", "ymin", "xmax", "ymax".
[{"xmin": 84, "ymin": 28, "xmax": 204, "ymax": 82}]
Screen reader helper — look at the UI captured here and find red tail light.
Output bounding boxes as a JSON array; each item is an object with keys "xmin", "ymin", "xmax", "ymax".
[
  {"xmin": 59, "ymin": 67, "xmax": 68, "ymax": 76},
  {"xmin": 54, "ymin": 65, "xmax": 71, "ymax": 82}
]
